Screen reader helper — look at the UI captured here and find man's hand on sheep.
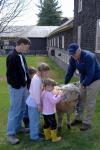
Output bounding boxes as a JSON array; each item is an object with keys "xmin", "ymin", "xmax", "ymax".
[{"xmin": 80, "ymin": 84, "xmax": 86, "ymax": 92}]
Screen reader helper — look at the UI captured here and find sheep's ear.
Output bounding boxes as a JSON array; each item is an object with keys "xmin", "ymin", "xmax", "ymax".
[
  {"xmin": 56, "ymin": 82, "xmax": 59, "ymax": 86},
  {"xmin": 59, "ymin": 87, "xmax": 63, "ymax": 90}
]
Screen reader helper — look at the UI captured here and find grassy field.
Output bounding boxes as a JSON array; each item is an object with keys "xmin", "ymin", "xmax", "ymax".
[{"xmin": 0, "ymin": 56, "xmax": 100, "ymax": 150}]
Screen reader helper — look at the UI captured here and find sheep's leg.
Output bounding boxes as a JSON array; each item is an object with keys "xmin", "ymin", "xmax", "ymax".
[
  {"xmin": 66, "ymin": 112, "xmax": 71, "ymax": 129},
  {"xmin": 57, "ymin": 112, "xmax": 63, "ymax": 132}
]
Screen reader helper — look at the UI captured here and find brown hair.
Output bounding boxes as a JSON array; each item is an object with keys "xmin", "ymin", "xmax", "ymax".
[
  {"xmin": 37, "ymin": 62, "xmax": 50, "ymax": 72},
  {"xmin": 16, "ymin": 37, "xmax": 31, "ymax": 45},
  {"xmin": 43, "ymin": 78, "xmax": 56, "ymax": 87},
  {"xmin": 28, "ymin": 67, "xmax": 37, "ymax": 76}
]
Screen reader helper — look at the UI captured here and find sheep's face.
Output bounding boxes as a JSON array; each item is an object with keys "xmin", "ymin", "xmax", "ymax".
[
  {"xmin": 54, "ymin": 83, "xmax": 80, "ymax": 102},
  {"xmin": 55, "ymin": 83, "xmax": 80, "ymax": 113}
]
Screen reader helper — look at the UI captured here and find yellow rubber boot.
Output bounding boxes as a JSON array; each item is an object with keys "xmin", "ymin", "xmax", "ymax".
[
  {"xmin": 44, "ymin": 128, "xmax": 51, "ymax": 140},
  {"xmin": 51, "ymin": 129, "xmax": 62, "ymax": 142}
]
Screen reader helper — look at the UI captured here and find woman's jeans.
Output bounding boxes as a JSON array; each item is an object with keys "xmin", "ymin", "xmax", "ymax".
[{"xmin": 28, "ymin": 105, "xmax": 40, "ymax": 140}]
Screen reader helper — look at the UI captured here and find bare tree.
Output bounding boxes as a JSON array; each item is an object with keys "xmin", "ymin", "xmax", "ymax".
[{"xmin": 0, "ymin": 0, "xmax": 32, "ymax": 33}]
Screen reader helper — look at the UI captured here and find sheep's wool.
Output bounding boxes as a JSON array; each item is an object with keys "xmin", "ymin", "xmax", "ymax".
[
  {"xmin": 60, "ymin": 83, "xmax": 80, "ymax": 102},
  {"xmin": 55, "ymin": 83, "xmax": 80, "ymax": 113}
]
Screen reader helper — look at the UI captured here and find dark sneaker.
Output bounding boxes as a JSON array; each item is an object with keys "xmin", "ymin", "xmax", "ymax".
[
  {"xmin": 16, "ymin": 127, "xmax": 25, "ymax": 134},
  {"xmin": 57, "ymin": 127, "xmax": 62, "ymax": 132},
  {"xmin": 71, "ymin": 120, "xmax": 82, "ymax": 126},
  {"xmin": 31, "ymin": 137, "xmax": 44, "ymax": 142},
  {"xmin": 80, "ymin": 123, "xmax": 91, "ymax": 131},
  {"xmin": 39, "ymin": 132, "xmax": 44, "ymax": 138},
  {"xmin": 67, "ymin": 124, "xmax": 71, "ymax": 129},
  {"xmin": 7, "ymin": 135, "xmax": 20, "ymax": 145}
]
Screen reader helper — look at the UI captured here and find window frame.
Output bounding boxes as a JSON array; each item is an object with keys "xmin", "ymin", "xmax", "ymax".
[
  {"xmin": 77, "ymin": 25, "xmax": 81, "ymax": 46},
  {"xmin": 61, "ymin": 35, "xmax": 64, "ymax": 49},
  {"xmin": 95, "ymin": 19, "xmax": 100, "ymax": 53},
  {"xmin": 78, "ymin": 0, "xmax": 82, "ymax": 13}
]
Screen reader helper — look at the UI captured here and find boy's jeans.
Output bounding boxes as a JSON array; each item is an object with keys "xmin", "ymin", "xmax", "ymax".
[
  {"xmin": 28, "ymin": 106, "xmax": 40, "ymax": 140},
  {"xmin": 7, "ymin": 85, "xmax": 28, "ymax": 135}
]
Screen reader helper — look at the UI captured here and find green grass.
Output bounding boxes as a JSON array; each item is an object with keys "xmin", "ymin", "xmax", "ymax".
[{"xmin": 0, "ymin": 56, "xmax": 100, "ymax": 150}]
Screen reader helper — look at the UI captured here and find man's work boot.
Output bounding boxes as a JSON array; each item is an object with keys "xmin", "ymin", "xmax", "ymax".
[
  {"xmin": 71, "ymin": 119, "xmax": 82, "ymax": 126},
  {"xmin": 80, "ymin": 123, "xmax": 91, "ymax": 131}
]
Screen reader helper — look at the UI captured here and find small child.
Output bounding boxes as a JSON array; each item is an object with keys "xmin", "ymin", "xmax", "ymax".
[
  {"xmin": 26, "ymin": 63, "xmax": 50, "ymax": 141},
  {"xmin": 23, "ymin": 67, "xmax": 37, "ymax": 128},
  {"xmin": 41, "ymin": 78, "xmax": 64, "ymax": 142},
  {"xmin": 29, "ymin": 67, "xmax": 37, "ymax": 79}
]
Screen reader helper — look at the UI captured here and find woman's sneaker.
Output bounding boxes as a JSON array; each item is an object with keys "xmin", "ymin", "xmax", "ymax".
[{"xmin": 7, "ymin": 135, "xmax": 20, "ymax": 144}]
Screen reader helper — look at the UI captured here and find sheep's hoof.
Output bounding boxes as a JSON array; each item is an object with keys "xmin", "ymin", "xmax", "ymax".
[
  {"xmin": 67, "ymin": 124, "xmax": 71, "ymax": 130},
  {"xmin": 57, "ymin": 127, "xmax": 62, "ymax": 132}
]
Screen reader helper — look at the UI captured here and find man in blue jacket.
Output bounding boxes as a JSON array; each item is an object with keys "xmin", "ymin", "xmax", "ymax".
[{"xmin": 65, "ymin": 43, "xmax": 100, "ymax": 131}]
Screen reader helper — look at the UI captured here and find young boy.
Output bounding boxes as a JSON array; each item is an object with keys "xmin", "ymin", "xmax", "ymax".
[{"xmin": 23, "ymin": 67, "xmax": 37, "ymax": 128}]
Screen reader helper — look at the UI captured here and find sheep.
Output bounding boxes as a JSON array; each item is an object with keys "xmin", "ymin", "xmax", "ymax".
[{"xmin": 54, "ymin": 82, "xmax": 80, "ymax": 131}]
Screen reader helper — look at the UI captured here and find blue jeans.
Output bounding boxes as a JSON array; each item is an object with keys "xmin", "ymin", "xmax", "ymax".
[
  {"xmin": 7, "ymin": 85, "xmax": 28, "ymax": 135},
  {"xmin": 28, "ymin": 106, "xmax": 40, "ymax": 140}
]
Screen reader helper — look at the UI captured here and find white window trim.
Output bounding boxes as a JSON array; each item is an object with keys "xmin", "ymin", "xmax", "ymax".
[
  {"xmin": 57, "ymin": 37, "xmax": 59, "ymax": 48},
  {"xmin": 54, "ymin": 37, "xmax": 56, "ymax": 47},
  {"xmin": 77, "ymin": 26, "xmax": 81, "ymax": 46},
  {"xmin": 52, "ymin": 38, "xmax": 53, "ymax": 47},
  {"xmin": 50, "ymin": 39, "xmax": 52, "ymax": 47},
  {"xmin": 62, "ymin": 36, "xmax": 64, "ymax": 49},
  {"xmin": 78, "ymin": 0, "xmax": 82, "ymax": 13},
  {"xmin": 95, "ymin": 19, "xmax": 100, "ymax": 53}
]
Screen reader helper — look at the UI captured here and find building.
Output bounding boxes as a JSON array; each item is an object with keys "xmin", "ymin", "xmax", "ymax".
[
  {"xmin": 0, "ymin": 26, "xmax": 58, "ymax": 55},
  {"xmin": 47, "ymin": 19, "xmax": 73, "ymax": 70},
  {"xmin": 0, "ymin": 0, "xmax": 100, "ymax": 65},
  {"xmin": 74, "ymin": 0, "xmax": 100, "ymax": 61},
  {"xmin": 47, "ymin": 0, "xmax": 100, "ymax": 70}
]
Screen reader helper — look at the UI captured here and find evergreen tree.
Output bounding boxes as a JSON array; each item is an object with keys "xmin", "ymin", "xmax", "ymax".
[{"xmin": 37, "ymin": 0, "xmax": 62, "ymax": 26}]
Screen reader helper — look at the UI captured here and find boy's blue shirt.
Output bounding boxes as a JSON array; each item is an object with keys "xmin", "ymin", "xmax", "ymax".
[{"xmin": 65, "ymin": 50, "xmax": 100, "ymax": 86}]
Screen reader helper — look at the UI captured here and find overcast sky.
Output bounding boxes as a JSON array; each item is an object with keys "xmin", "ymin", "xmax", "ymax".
[{"xmin": 13, "ymin": 0, "xmax": 74, "ymax": 26}]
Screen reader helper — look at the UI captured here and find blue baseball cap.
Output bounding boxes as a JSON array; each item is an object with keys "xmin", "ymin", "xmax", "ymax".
[{"xmin": 67, "ymin": 43, "xmax": 79, "ymax": 55}]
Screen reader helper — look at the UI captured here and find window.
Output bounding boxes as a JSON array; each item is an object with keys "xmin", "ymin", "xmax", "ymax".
[
  {"xmin": 62, "ymin": 36, "xmax": 64, "ymax": 49},
  {"xmin": 4, "ymin": 40, "xmax": 9, "ymax": 45},
  {"xmin": 77, "ymin": 26, "xmax": 81, "ymax": 46},
  {"xmin": 96, "ymin": 19, "xmax": 100, "ymax": 52},
  {"xmin": 78, "ymin": 0, "xmax": 82, "ymax": 13},
  {"xmin": 9, "ymin": 45, "xmax": 14, "ymax": 50}
]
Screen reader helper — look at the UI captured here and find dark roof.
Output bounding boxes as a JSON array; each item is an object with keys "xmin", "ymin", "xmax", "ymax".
[{"xmin": 48, "ymin": 18, "xmax": 73, "ymax": 37}]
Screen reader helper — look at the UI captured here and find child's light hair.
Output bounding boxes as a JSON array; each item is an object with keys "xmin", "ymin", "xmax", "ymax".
[
  {"xmin": 43, "ymin": 78, "xmax": 57, "ymax": 87},
  {"xmin": 37, "ymin": 62, "xmax": 50, "ymax": 72}
]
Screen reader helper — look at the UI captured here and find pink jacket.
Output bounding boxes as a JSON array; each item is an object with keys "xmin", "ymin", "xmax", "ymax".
[{"xmin": 41, "ymin": 90, "xmax": 61, "ymax": 115}]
